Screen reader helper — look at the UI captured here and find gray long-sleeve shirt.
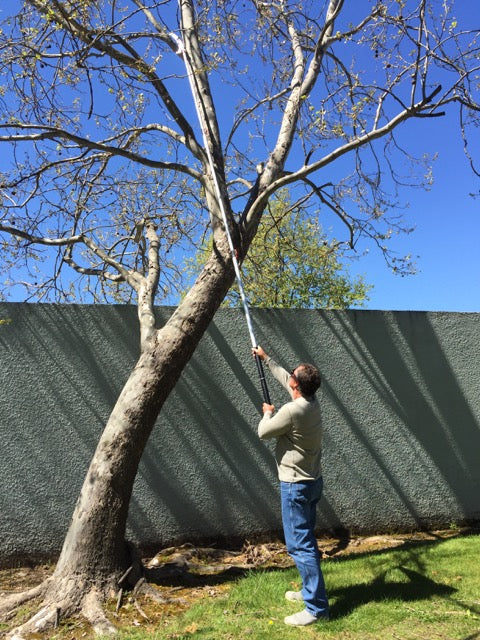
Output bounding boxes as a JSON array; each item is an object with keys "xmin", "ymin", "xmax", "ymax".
[{"xmin": 258, "ymin": 357, "xmax": 323, "ymax": 482}]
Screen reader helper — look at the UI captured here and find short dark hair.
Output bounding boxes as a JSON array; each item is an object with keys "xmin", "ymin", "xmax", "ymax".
[{"xmin": 295, "ymin": 364, "xmax": 321, "ymax": 398}]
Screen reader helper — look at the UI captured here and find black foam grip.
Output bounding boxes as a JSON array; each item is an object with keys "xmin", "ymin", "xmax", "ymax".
[{"xmin": 254, "ymin": 353, "xmax": 271, "ymax": 405}]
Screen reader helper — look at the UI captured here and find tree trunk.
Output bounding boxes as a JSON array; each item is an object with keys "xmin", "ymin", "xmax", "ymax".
[{"xmin": 58, "ymin": 235, "xmax": 235, "ymax": 584}]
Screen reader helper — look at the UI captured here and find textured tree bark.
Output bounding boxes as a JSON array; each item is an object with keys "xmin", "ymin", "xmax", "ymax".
[{"xmin": 58, "ymin": 234, "xmax": 236, "ymax": 580}]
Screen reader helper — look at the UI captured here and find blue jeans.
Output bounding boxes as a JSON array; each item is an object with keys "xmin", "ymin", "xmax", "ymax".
[{"xmin": 280, "ymin": 478, "xmax": 329, "ymax": 618}]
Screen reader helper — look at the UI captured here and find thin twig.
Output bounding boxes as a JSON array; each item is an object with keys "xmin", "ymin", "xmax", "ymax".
[
  {"xmin": 134, "ymin": 600, "xmax": 150, "ymax": 621},
  {"xmin": 115, "ymin": 588, "xmax": 124, "ymax": 613},
  {"xmin": 118, "ymin": 566, "xmax": 133, "ymax": 587}
]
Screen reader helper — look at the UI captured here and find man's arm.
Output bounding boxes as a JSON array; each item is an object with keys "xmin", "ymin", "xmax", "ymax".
[
  {"xmin": 258, "ymin": 403, "xmax": 293, "ymax": 440},
  {"xmin": 252, "ymin": 345, "xmax": 292, "ymax": 395}
]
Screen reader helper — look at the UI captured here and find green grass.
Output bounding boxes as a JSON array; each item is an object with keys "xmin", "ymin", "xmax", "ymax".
[{"xmin": 115, "ymin": 534, "xmax": 480, "ymax": 640}]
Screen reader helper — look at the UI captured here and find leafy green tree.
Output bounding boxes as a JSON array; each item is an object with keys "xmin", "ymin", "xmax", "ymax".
[
  {"xmin": 231, "ymin": 197, "xmax": 370, "ymax": 308},
  {"xmin": 192, "ymin": 195, "xmax": 371, "ymax": 308},
  {"xmin": 0, "ymin": 1, "xmax": 478, "ymax": 636}
]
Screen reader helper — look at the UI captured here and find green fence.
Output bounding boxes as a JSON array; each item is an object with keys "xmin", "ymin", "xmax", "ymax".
[{"xmin": 1, "ymin": 303, "xmax": 479, "ymax": 564}]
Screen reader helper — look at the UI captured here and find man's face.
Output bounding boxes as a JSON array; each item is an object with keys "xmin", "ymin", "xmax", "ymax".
[{"xmin": 289, "ymin": 367, "xmax": 300, "ymax": 393}]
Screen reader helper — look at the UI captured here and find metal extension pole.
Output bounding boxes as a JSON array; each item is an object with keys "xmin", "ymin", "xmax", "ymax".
[{"xmin": 171, "ymin": 29, "xmax": 271, "ymax": 405}]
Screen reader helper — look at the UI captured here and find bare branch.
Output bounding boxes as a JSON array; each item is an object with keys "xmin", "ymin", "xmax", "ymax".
[
  {"xmin": 246, "ymin": 86, "xmax": 443, "ymax": 228},
  {"xmin": 0, "ymin": 124, "xmax": 203, "ymax": 179},
  {"xmin": 28, "ymin": 0, "xmax": 204, "ymax": 160},
  {"xmin": 0, "ymin": 222, "xmax": 83, "ymax": 246},
  {"xmin": 137, "ymin": 219, "xmax": 161, "ymax": 349}
]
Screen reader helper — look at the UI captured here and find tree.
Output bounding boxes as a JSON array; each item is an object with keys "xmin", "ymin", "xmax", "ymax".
[
  {"xmin": 0, "ymin": 0, "xmax": 478, "ymax": 636},
  {"xmin": 191, "ymin": 193, "xmax": 372, "ymax": 308}
]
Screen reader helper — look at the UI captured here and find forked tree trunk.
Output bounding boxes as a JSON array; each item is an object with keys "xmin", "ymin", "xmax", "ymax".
[
  {"xmin": 4, "ymin": 240, "xmax": 237, "ymax": 638},
  {"xmin": 56, "ymin": 245, "xmax": 235, "ymax": 584}
]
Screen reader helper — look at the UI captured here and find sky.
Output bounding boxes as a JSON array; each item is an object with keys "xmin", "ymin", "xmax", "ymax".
[
  {"xmin": 348, "ymin": 111, "xmax": 480, "ymax": 313},
  {"xmin": 343, "ymin": 2, "xmax": 480, "ymax": 314},
  {"xmin": 1, "ymin": 0, "xmax": 478, "ymax": 314}
]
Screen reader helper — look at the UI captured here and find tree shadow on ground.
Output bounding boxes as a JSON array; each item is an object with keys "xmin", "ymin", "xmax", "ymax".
[
  {"xmin": 144, "ymin": 551, "xmax": 462, "ymax": 622},
  {"xmin": 329, "ymin": 564, "xmax": 457, "ymax": 619},
  {"xmin": 324, "ymin": 534, "xmax": 480, "ymax": 619},
  {"xmin": 139, "ymin": 533, "xmax": 480, "ymax": 635}
]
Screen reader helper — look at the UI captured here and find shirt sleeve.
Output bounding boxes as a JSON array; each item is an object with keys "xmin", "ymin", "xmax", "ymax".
[
  {"xmin": 258, "ymin": 403, "xmax": 293, "ymax": 440},
  {"xmin": 265, "ymin": 357, "xmax": 293, "ymax": 398}
]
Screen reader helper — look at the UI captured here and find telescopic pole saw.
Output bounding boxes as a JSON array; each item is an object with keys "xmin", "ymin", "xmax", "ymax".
[{"xmin": 171, "ymin": 30, "xmax": 271, "ymax": 406}]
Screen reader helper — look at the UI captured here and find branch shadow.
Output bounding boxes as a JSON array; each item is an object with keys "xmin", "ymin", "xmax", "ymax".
[
  {"xmin": 250, "ymin": 308, "xmax": 480, "ymax": 532},
  {"xmin": 2, "ymin": 303, "xmax": 480, "ymax": 562},
  {"xmin": 329, "ymin": 563, "xmax": 457, "ymax": 619},
  {"xmin": 324, "ymin": 536, "xmax": 480, "ymax": 620}
]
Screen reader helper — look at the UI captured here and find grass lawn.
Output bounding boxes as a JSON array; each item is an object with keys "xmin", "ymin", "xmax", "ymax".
[{"xmin": 113, "ymin": 533, "xmax": 480, "ymax": 640}]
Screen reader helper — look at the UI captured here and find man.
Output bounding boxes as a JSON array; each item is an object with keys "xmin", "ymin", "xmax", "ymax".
[{"xmin": 252, "ymin": 345, "xmax": 329, "ymax": 627}]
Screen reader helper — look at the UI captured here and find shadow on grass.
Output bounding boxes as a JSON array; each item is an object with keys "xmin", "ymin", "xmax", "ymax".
[
  {"xmin": 325, "ymin": 535, "xmax": 480, "ymax": 619},
  {"xmin": 329, "ymin": 564, "xmax": 457, "ymax": 619}
]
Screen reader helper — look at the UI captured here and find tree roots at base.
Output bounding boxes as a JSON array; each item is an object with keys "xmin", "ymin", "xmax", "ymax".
[
  {"xmin": 0, "ymin": 553, "xmax": 170, "ymax": 638},
  {"xmin": 0, "ymin": 542, "xmax": 284, "ymax": 637}
]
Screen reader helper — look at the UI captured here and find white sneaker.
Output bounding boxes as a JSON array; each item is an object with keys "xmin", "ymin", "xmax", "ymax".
[
  {"xmin": 284, "ymin": 609, "xmax": 329, "ymax": 626},
  {"xmin": 285, "ymin": 590, "xmax": 303, "ymax": 602}
]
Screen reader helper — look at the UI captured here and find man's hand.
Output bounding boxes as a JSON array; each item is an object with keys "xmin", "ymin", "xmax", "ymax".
[
  {"xmin": 252, "ymin": 345, "xmax": 267, "ymax": 360},
  {"xmin": 262, "ymin": 403, "xmax": 275, "ymax": 414}
]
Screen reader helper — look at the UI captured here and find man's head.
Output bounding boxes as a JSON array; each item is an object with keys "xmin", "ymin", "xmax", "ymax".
[{"xmin": 290, "ymin": 363, "xmax": 321, "ymax": 398}]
